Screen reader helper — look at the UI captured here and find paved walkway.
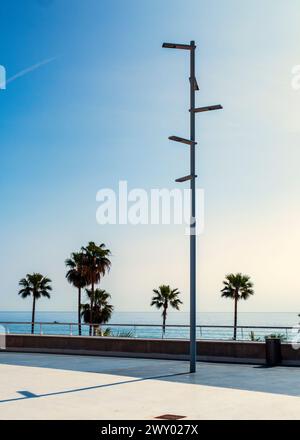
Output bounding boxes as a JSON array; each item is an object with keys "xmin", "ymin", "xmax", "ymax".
[{"xmin": 0, "ymin": 352, "xmax": 300, "ymax": 419}]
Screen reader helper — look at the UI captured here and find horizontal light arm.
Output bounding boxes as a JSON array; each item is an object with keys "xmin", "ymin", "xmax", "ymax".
[
  {"xmin": 191, "ymin": 104, "xmax": 223, "ymax": 113},
  {"xmin": 175, "ymin": 174, "xmax": 197, "ymax": 183},
  {"xmin": 162, "ymin": 42, "xmax": 194, "ymax": 50},
  {"xmin": 169, "ymin": 136, "xmax": 197, "ymax": 146}
]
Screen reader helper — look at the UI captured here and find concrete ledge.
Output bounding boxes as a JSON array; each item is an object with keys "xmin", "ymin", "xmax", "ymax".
[{"xmin": 2, "ymin": 334, "xmax": 300, "ymax": 366}]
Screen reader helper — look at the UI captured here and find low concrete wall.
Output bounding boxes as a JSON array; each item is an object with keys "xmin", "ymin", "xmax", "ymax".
[
  {"xmin": 2, "ymin": 334, "xmax": 300, "ymax": 365},
  {"xmin": 281, "ymin": 344, "xmax": 300, "ymax": 366}
]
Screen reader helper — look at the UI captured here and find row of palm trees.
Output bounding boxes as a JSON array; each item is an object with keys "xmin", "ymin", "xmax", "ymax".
[
  {"xmin": 18, "ymin": 242, "xmax": 112, "ymax": 335},
  {"xmin": 150, "ymin": 274, "xmax": 254, "ymax": 340},
  {"xmin": 18, "ymin": 241, "xmax": 254, "ymax": 340}
]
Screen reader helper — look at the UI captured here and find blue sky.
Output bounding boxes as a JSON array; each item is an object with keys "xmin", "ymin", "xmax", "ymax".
[{"xmin": 1, "ymin": 0, "xmax": 300, "ymax": 313}]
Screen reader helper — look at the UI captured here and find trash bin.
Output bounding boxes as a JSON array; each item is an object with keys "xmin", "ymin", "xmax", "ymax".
[{"xmin": 265, "ymin": 337, "xmax": 282, "ymax": 366}]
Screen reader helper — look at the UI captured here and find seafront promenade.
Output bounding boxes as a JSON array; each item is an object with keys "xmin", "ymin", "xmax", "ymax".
[{"xmin": 0, "ymin": 352, "xmax": 300, "ymax": 420}]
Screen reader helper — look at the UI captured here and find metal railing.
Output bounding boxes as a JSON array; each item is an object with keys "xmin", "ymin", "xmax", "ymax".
[{"xmin": 0, "ymin": 321, "xmax": 297, "ymax": 342}]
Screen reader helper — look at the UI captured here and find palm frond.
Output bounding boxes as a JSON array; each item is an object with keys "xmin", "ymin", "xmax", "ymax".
[
  {"xmin": 220, "ymin": 273, "xmax": 254, "ymax": 301},
  {"xmin": 80, "ymin": 288, "xmax": 113, "ymax": 325},
  {"xmin": 18, "ymin": 273, "xmax": 52, "ymax": 301},
  {"xmin": 150, "ymin": 284, "xmax": 182, "ymax": 322}
]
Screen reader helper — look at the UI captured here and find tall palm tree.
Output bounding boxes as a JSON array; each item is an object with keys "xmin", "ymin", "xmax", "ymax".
[
  {"xmin": 151, "ymin": 285, "xmax": 182, "ymax": 336},
  {"xmin": 65, "ymin": 252, "xmax": 89, "ymax": 336},
  {"xmin": 18, "ymin": 273, "xmax": 52, "ymax": 334},
  {"xmin": 81, "ymin": 242, "xmax": 111, "ymax": 334},
  {"xmin": 221, "ymin": 273, "xmax": 254, "ymax": 340},
  {"xmin": 81, "ymin": 288, "xmax": 113, "ymax": 336}
]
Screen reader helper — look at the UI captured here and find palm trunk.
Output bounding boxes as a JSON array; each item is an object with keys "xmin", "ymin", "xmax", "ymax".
[
  {"xmin": 89, "ymin": 281, "xmax": 94, "ymax": 336},
  {"xmin": 233, "ymin": 296, "xmax": 238, "ymax": 340},
  {"xmin": 78, "ymin": 287, "xmax": 82, "ymax": 336},
  {"xmin": 162, "ymin": 306, "xmax": 167, "ymax": 338},
  {"xmin": 31, "ymin": 296, "xmax": 36, "ymax": 335}
]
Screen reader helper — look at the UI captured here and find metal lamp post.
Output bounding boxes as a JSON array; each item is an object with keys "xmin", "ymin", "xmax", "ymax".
[{"xmin": 163, "ymin": 40, "xmax": 222, "ymax": 373}]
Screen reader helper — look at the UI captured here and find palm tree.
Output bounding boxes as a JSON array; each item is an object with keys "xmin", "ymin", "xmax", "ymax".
[
  {"xmin": 151, "ymin": 285, "xmax": 182, "ymax": 336},
  {"xmin": 221, "ymin": 273, "xmax": 254, "ymax": 340},
  {"xmin": 65, "ymin": 252, "xmax": 89, "ymax": 336},
  {"xmin": 81, "ymin": 288, "xmax": 113, "ymax": 336},
  {"xmin": 18, "ymin": 273, "xmax": 52, "ymax": 334},
  {"xmin": 81, "ymin": 242, "xmax": 111, "ymax": 334}
]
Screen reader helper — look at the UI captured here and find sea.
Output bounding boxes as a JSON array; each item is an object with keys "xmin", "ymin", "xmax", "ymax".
[{"xmin": 0, "ymin": 311, "xmax": 299, "ymax": 341}]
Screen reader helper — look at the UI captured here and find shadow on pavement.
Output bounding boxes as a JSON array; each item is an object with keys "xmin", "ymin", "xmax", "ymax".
[{"xmin": 0, "ymin": 352, "xmax": 300, "ymax": 399}]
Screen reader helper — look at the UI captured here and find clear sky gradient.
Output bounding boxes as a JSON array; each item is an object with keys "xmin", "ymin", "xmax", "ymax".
[{"xmin": 1, "ymin": 0, "xmax": 300, "ymax": 313}]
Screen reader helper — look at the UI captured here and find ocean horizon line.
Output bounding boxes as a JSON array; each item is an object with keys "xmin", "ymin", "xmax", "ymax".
[{"xmin": 0, "ymin": 310, "xmax": 298, "ymax": 314}]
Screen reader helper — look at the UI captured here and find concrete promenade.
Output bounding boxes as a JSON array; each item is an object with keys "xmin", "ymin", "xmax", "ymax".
[{"xmin": 0, "ymin": 352, "xmax": 300, "ymax": 419}]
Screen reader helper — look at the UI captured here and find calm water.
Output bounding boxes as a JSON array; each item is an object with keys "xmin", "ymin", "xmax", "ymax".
[{"xmin": 0, "ymin": 311, "xmax": 299, "ymax": 341}]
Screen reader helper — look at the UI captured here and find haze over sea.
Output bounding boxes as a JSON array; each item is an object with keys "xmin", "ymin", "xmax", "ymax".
[
  {"xmin": 1, "ymin": 311, "xmax": 299, "ymax": 327},
  {"xmin": 1, "ymin": 311, "xmax": 299, "ymax": 341}
]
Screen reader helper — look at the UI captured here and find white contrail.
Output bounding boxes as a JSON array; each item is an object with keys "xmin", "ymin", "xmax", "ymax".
[{"xmin": 4, "ymin": 57, "xmax": 56, "ymax": 86}]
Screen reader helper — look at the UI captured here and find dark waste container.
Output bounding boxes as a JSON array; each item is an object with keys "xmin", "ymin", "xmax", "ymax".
[{"xmin": 265, "ymin": 337, "xmax": 282, "ymax": 366}]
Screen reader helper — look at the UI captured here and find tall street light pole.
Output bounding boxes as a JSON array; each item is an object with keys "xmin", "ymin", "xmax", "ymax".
[
  {"xmin": 163, "ymin": 40, "xmax": 222, "ymax": 373},
  {"xmin": 189, "ymin": 41, "xmax": 197, "ymax": 373}
]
